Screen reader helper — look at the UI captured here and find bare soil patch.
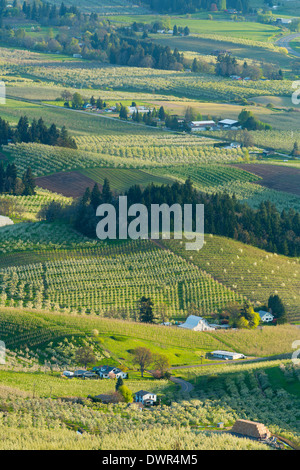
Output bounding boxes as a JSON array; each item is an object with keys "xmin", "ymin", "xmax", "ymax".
[
  {"xmin": 36, "ymin": 171, "xmax": 98, "ymax": 198},
  {"xmin": 233, "ymin": 164, "xmax": 300, "ymax": 196}
]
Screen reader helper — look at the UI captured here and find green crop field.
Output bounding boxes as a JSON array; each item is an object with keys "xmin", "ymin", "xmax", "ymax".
[
  {"xmin": 0, "ymin": 239, "xmax": 242, "ymax": 317},
  {"xmin": 79, "ymin": 168, "xmax": 172, "ymax": 191}
]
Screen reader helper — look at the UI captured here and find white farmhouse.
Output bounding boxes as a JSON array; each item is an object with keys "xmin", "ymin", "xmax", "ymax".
[
  {"xmin": 179, "ymin": 315, "xmax": 215, "ymax": 332},
  {"xmin": 97, "ymin": 366, "xmax": 127, "ymax": 379},
  {"xmin": 135, "ymin": 390, "xmax": 157, "ymax": 405},
  {"xmin": 258, "ymin": 310, "xmax": 274, "ymax": 323}
]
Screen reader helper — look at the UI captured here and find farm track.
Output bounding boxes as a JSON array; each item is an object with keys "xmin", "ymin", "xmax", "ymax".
[{"xmin": 276, "ymin": 33, "xmax": 300, "ymax": 58}]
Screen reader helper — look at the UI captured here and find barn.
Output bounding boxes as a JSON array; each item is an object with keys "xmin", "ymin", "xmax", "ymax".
[
  {"xmin": 231, "ymin": 419, "xmax": 271, "ymax": 440},
  {"xmin": 178, "ymin": 315, "xmax": 215, "ymax": 331}
]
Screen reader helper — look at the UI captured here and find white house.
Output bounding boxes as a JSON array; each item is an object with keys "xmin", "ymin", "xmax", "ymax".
[
  {"xmin": 135, "ymin": 390, "xmax": 157, "ymax": 405},
  {"xmin": 211, "ymin": 350, "xmax": 245, "ymax": 360},
  {"xmin": 179, "ymin": 315, "xmax": 215, "ymax": 332},
  {"xmin": 0, "ymin": 216, "xmax": 14, "ymax": 228},
  {"xmin": 276, "ymin": 18, "xmax": 292, "ymax": 25},
  {"xmin": 258, "ymin": 310, "xmax": 274, "ymax": 323},
  {"xmin": 96, "ymin": 365, "xmax": 127, "ymax": 379}
]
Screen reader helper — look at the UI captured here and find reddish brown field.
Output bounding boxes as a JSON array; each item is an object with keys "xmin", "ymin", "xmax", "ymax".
[
  {"xmin": 36, "ymin": 171, "xmax": 98, "ymax": 197},
  {"xmin": 234, "ymin": 164, "xmax": 300, "ymax": 196}
]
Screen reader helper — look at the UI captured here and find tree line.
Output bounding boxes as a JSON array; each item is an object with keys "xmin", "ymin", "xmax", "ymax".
[
  {"xmin": 144, "ymin": 0, "xmax": 250, "ymax": 14},
  {"xmin": 39, "ymin": 178, "xmax": 300, "ymax": 257},
  {"xmin": 0, "ymin": 162, "xmax": 35, "ymax": 195},
  {"xmin": 0, "ymin": 116, "xmax": 77, "ymax": 149}
]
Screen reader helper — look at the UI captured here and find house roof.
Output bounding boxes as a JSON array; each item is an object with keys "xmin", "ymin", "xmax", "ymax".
[
  {"xmin": 135, "ymin": 390, "xmax": 155, "ymax": 397},
  {"xmin": 258, "ymin": 310, "xmax": 273, "ymax": 319},
  {"xmin": 219, "ymin": 119, "xmax": 239, "ymax": 125},
  {"xmin": 178, "ymin": 315, "xmax": 205, "ymax": 329},
  {"xmin": 212, "ymin": 350, "xmax": 242, "ymax": 357},
  {"xmin": 190, "ymin": 120, "xmax": 215, "ymax": 126}
]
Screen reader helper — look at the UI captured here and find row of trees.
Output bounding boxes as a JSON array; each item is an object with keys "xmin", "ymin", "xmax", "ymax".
[
  {"xmin": 39, "ymin": 178, "xmax": 300, "ymax": 257},
  {"xmin": 0, "ymin": 116, "xmax": 77, "ymax": 149},
  {"xmin": 0, "ymin": 162, "xmax": 35, "ymax": 196},
  {"xmin": 145, "ymin": 0, "xmax": 250, "ymax": 14}
]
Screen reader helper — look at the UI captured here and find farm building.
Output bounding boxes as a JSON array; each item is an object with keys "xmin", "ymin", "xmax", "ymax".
[
  {"xmin": 94, "ymin": 365, "xmax": 128, "ymax": 379},
  {"xmin": 211, "ymin": 350, "xmax": 245, "ymax": 360},
  {"xmin": 231, "ymin": 419, "xmax": 271, "ymax": 440},
  {"xmin": 179, "ymin": 315, "xmax": 215, "ymax": 332},
  {"xmin": 276, "ymin": 18, "xmax": 292, "ymax": 25},
  {"xmin": 135, "ymin": 390, "xmax": 157, "ymax": 406},
  {"xmin": 218, "ymin": 119, "xmax": 240, "ymax": 129},
  {"xmin": 189, "ymin": 120, "xmax": 216, "ymax": 132},
  {"xmin": 258, "ymin": 310, "xmax": 274, "ymax": 323},
  {"xmin": 0, "ymin": 216, "xmax": 14, "ymax": 228}
]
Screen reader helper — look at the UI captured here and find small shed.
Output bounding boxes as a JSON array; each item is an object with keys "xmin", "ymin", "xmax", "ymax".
[{"xmin": 231, "ymin": 419, "xmax": 271, "ymax": 440}]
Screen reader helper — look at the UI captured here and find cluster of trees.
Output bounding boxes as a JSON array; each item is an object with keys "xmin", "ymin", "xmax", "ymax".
[
  {"xmin": 221, "ymin": 295, "xmax": 287, "ymax": 327},
  {"xmin": 221, "ymin": 301, "xmax": 260, "ymax": 329},
  {"xmin": 215, "ymin": 54, "xmax": 283, "ymax": 81},
  {"xmin": 0, "ymin": 162, "xmax": 35, "ymax": 196},
  {"xmin": 133, "ymin": 345, "xmax": 170, "ymax": 379},
  {"xmin": 100, "ymin": 34, "xmax": 185, "ymax": 70},
  {"xmin": 144, "ymin": 0, "xmax": 250, "ymax": 14},
  {"xmin": 238, "ymin": 109, "xmax": 272, "ymax": 131},
  {"xmin": 0, "ymin": 116, "xmax": 77, "ymax": 149},
  {"xmin": 172, "ymin": 24, "xmax": 190, "ymax": 36},
  {"xmin": 61, "ymin": 91, "xmax": 107, "ymax": 111},
  {"xmin": 40, "ymin": 178, "xmax": 300, "ymax": 257}
]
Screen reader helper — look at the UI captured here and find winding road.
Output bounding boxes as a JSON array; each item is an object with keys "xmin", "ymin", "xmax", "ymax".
[
  {"xmin": 170, "ymin": 376, "xmax": 194, "ymax": 393},
  {"xmin": 276, "ymin": 33, "xmax": 300, "ymax": 58}
]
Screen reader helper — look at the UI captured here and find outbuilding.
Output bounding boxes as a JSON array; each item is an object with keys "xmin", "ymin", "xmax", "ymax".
[
  {"xmin": 211, "ymin": 350, "xmax": 245, "ymax": 360},
  {"xmin": 218, "ymin": 119, "xmax": 240, "ymax": 129},
  {"xmin": 231, "ymin": 419, "xmax": 271, "ymax": 440},
  {"xmin": 189, "ymin": 120, "xmax": 216, "ymax": 132}
]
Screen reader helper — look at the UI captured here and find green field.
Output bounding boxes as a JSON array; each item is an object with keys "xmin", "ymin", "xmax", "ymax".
[{"xmin": 79, "ymin": 167, "xmax": 172, "ymax": 191}]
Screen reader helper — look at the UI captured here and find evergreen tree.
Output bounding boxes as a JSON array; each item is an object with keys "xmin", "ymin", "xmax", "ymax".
[{"xmin": 139, "ymin": 296, "xmax": 155, "ymax": 323}]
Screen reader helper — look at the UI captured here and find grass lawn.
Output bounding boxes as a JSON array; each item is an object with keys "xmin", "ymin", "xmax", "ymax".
[{"xmin": 109, "ymin": 14, "xmax": 280, "ymax": 42}]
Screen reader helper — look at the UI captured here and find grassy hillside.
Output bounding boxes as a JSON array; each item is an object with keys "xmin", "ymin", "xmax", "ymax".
[{"xmin": 0, "ymin": 307, "xmax": 299, "ymax": 365}]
